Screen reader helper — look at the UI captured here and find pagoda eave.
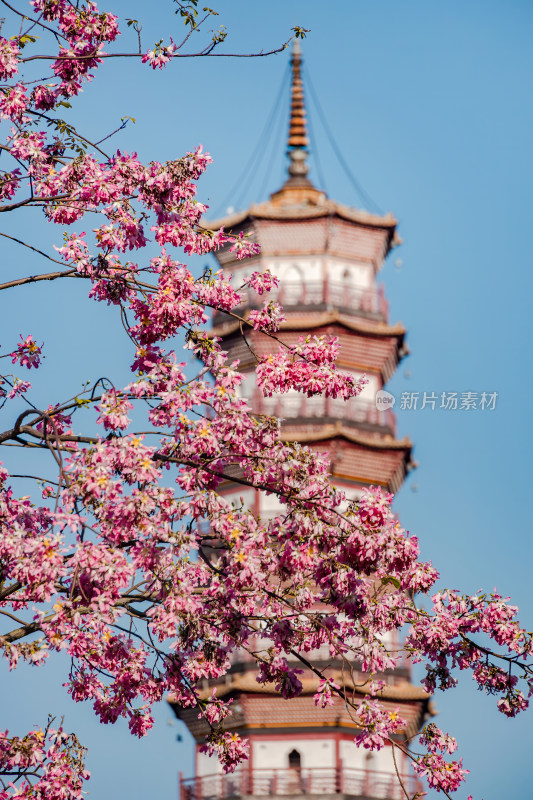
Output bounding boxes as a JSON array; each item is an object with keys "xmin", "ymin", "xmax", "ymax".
[
  {"xmin": 211, "ymin": 314, "xmax": 406, "ymax": 341},
  {"xmin": 170, "ymin": 674, "xmax": 432, "ymax": 743},
  {"xmin": 210, "ymin": 321, "xmax": 407, "ymax": 384},
  {"xmin": 213, "ymin": 434, "xmax": 414, "ymax": 495},
  {"xmin": 287, "ymin": 426, "xmax": 412, "ymax": 451},
  {"xmin": 171, "ymin": 671, "xmax": 430, "ymax": 704},
  {"xmin": 295, "ymin": 431, "xmax": 414, "ymax": 493},
  {"xmin": 202, "ymin": 201, "xmax": 397, "ymax": 233}
]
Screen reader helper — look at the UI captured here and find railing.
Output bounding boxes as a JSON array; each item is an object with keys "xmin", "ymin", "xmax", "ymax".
[
  {"xmin": 180, "ymin": 766, "xmax": 422, "ymax": 800},
  {"xmin": 251, "ymin": 393, "xmax": 396, "ymax": 436},
  {"xmin": 214, "ymin": 281, "xmax": 388, "ymax": 320}
]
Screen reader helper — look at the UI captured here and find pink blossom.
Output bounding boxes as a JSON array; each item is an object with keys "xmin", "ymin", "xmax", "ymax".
[
  {"xmin": 0, "ymin": 168, "xmax": 21, "ymax": 201},
  {"xmin": 256, "ymin": 339, "xmax": 367, "ymax": 399},
  {"xmin": 142, "ymin": 39, "xmax": 176, "ymax": 69},
  {"xmin": 128, "ymin": 709, "xmax": 154, "ymax": 737},
  {"xmin": 11, "ymin": 335, "xmax": 43, "ymax": 369},
  {"xmin": 497, "ymin": 691, "xmax": 529, "ymax": 717},
  {"xmin": 7, "ymin": 379, "xmax": 31, "ymax": 399},
  {"xmin": 35, "ymin": 405, "xmax": 73, "ymax": 437},
  {"xmin": 0, "ymin": 83, "xmax": 28, "ymax": 122},
  {"xmin": 257, "ymin": 657, "xmax": 303, "ymax": 699},
  {"xmin": 96, "ymin": 390, "xmax": 134, "ymax": 430},
  {"xmin": 243, "ymin": 269, "xmax": 280, "ymax": 295},
  {"xmin": 228, "ymin": 230, "xmax": 261, "ymax": 260},
  {"xmin": 10, "ymin": 131, "xmax": 47, "ymax": 162},
  {"xmin": 314, "ymin": 677, "xmax": 341, "ymax": 708},
  {"xmin": 354, "ymin": 699, "xmax": 406, "ymax": 751},
  {"xmin": 248, "ymin": 301, "xmax": 286, "ymax": 333},
  {"xmin": 32, "ymin": 84, "xmax": 60, "ymax": 111},
  {"xmin": 414, "ymin": 753, "xmax": 469, "ymax": 793},
  {"xmin": 0, "ymin": 37, "xmax": 19, "ymax": 79},
  {"xmin": 200, "ymin": 732, "xmax": 250, "ymax": 774},
  {"xmin": 420, "ymin": 723, "xmax": 458, "ymax": 755},
  {"xmin": 0, "ymin": 723, "xmax": 90, "ymax": 798}
]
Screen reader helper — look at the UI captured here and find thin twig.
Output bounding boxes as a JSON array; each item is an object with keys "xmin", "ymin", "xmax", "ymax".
[{"xmin": 0, "ymin": 231, "xmax": 67, "ymax": 266}]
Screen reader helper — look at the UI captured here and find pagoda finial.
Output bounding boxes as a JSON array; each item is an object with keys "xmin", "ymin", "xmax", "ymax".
[
  {"xmin": 287, "ymin": 39, "xmax": 310, "ymax": 181},
  {"xmin": 269, "ymin": 41, "xmax": 325, "ymax": 206}
]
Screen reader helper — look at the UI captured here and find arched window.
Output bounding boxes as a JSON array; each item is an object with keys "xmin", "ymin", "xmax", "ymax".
[
  {"xmin": 365, "ymin": 751, "xmax": 375, "ymax": 771},
  {"xmin": 288, "ymin": 749, "xmax": 301, "ymax": 769},
  {"xmin": 282, "ymin": 263, "xmax": 304, "ymax": 305},
  {"xmin": 341, "ymin": 267, "xmax": 353, "ymax": 308},
  {"xmin": 286, "ymin": 749, "xmax": 303, "ymax": 794}
]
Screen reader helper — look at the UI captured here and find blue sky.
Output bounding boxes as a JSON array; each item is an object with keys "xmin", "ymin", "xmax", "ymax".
[{"xmin": 2, "ymin": 1, "xmax": 533, "ymax": 798}]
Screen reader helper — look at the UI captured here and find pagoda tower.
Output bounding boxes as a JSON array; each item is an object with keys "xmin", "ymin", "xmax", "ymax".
[{"xmin": 172, "ymin": 43, "xmax": 432, "ymax": 800}]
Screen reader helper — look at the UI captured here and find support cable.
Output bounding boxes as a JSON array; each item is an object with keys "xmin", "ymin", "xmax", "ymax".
[
  {"xmin": 257, "ymin": 78, "xmax": 289, "ymax": 202},
  {"xmin": 306, "ymin": 96, "xmax": 328, "ymax": 196},
  {"xmin": 304, "ymin": 66, "xmax": 384, "ymax": 215},
  {"xmin": 211, "ymin": 63, "xmax": 290, "ymax": 218}
]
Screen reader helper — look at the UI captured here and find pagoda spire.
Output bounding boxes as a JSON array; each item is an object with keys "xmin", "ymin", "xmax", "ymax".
[{"xmin": 287, "ymin": 40, "xmax": 310, "ymax": 181}]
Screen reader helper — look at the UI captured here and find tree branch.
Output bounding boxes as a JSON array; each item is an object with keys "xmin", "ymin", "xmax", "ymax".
[
  {"xmin": 20, "ymin": 38, "xmax": 295, "ymax": 64},
  {"xmin": 0, "ymin": 269, "xmax": 79, "ymax": 291},
  {"xmin": 0, "ymin": 194, "xmax": 71, "ymax": 213}
]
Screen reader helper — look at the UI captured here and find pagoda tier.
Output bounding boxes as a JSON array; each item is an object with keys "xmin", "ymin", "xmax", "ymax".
[
  {"xmin": 173, "ymin": 670, "xmax": 430, "ymax": 743},
  {"xmin": 172, "ymin": 661, "xmax": 430, "ymax": 800},
  {"xmin": 171, "ymin": 42, "xmax": 422, "ymax": 800},
  {"xmin": 210, "ymin": 200, "xmax": 397, "ymax": 268}
]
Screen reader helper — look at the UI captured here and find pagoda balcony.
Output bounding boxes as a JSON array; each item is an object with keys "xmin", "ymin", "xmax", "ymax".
[
  {"xmin": 213, "ymin": 281, "xmax": 388, "ymax": 323},
  {"xmin": 179, "ymin": 766, "xmax": 422, "ymax": 800},
  {"xmin": 250, "ymin": 393, "xmax": 397, "ymax": 437}
]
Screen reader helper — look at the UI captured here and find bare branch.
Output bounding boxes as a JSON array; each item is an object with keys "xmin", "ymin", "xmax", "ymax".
[
  {"xmin": 0, "ymin": 194, "xmax": 71, "ymax": 213},
  {"xmin": 19, "ymin": 37, "xmax": 295, "ymax": 65},
  {"xmin": 0, "ymin": 269, "xmax": 79, "ymax": 291}
]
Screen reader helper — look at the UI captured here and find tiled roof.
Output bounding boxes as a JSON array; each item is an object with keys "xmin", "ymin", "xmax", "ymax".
[
  {"xmin": 191, "ymin": 672, "xmax": 430, "ymax": 702},
  {"xmin": 212, "ymin": 312, "xmax": 405, "ymax": 340},
  {"xmin": 290, "ymin": 424, "xmax": 411, "ymax": 451},
  {"xmin": 204, "ymin": 200, "xmax": 397, "ymax": 231},
  {"xmin": 215, "ymin": 323, "xmax": 405, "ymax": 383},
  {"xmin": 170, "ymin": 671, "xmax": 433, "ymax": 741}
]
